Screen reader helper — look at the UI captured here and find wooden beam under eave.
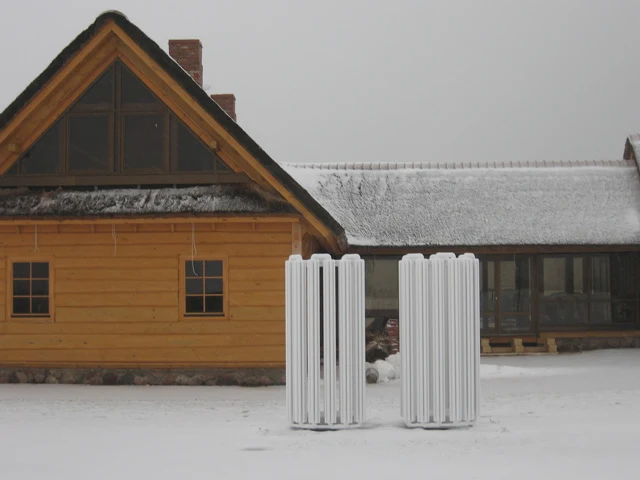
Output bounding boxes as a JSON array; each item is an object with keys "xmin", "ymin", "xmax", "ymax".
[
  {"xmin": 0, "ymin": 24, "xmax": 116, "ymax": 145},
  {"xmin": 347, "ymin": 244, "xmax": 640, "ymax": 255},
  {"xmin": 291, "ymin": 223, "xmax": 302, "ymax": 255},
  {"xmin": 0, "ymin": 32, "xmax": 119, "ymax": 175},
  {"xmin": 0, "ymin": 215, "xmax": 302, "ymax": 226}
]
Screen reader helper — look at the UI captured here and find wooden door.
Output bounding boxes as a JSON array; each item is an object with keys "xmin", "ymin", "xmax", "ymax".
[{"xmin": 480, "ymin": 256, "xmax": 533, "ymax": 335}]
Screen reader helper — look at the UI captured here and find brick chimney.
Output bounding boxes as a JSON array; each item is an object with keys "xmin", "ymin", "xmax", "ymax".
[
  {"xmin": 168, "ymin": 39, "xmax": 203, "ymax": 87},
  {"xmin": 211, "ymin": 94, "xmax": 237, "ymax": 121},
  {"xmin": 168, "ymin": 39, "xmax": 237, "ymax": 121}
]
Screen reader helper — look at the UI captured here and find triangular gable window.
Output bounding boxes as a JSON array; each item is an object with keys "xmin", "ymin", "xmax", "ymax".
[{"xmin": 4, "ymin": 61, "xmax": 232, "ymax": 184}]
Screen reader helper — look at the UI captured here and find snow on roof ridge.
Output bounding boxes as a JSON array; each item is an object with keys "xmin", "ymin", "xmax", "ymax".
[
  {"xmin": 284, "ymin": 160, "xmax": 640, "ymax": 247},
  {"xmin": 628, "ymin": 133, "xmax": 640, "ymax": 145},
  {"xmin": 283, "ymin": 159, "xmax": 635, "ymax": 171}
]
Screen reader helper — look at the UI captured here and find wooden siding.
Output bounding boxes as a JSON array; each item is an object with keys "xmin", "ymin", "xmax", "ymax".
[{"xmin": 0, "ymin": 219, "xmax": 299, "ymax": 369}]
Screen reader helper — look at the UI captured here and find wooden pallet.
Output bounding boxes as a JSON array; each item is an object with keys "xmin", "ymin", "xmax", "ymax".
[{"xmin": 481, "ymin": 337, "xmax": 557, "ymax": 356}]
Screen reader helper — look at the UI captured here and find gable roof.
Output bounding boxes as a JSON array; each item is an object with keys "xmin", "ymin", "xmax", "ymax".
[
  {"xmin": 284, "ymin": 160, "xmax": 640, "ymax": 248},
  {"xmin": 0, "ymin": 11, "xmax": 345, "ymax": 251}
]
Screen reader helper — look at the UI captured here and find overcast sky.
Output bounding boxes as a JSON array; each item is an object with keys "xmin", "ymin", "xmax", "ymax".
[{"xmin": 1, "ymin": 0, "xmax": 639, "ymax": 165}]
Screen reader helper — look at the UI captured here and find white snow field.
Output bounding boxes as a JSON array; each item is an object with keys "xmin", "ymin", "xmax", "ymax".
[{"xmin": 1, "ymin": 350, "xmax": 639, "ymax": 480}]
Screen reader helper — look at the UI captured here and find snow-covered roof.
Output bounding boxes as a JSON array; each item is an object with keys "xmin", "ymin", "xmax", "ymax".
[
  {"xmin": 283, "ymin": 160, "xmax": 640, "ymax": 247},
  {"xmin": 0, "ymin": 184, "xmax": 294, "ymax": 218},
  {"xmin": 626, "ymin": 134, "xmax": 640, "ymax": 160}
]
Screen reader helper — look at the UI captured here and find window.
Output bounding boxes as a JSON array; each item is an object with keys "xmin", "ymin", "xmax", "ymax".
[
  {"xmin": 21, "ymin": 120, "xmax": 62, "ymax": 174},
  {"xmin": 69, "ymin": 115, "xmax": 111, "ymax": 171},
  {"xmin": 479, "ymin": 256, "xmax": 532, "ymax": 334},
  {"xmin": 180, "ymin": 257, "xmax": 226, "ymax": 319},
  {"xmin": 539, "ymin": 253, "xmax": 640, "ymax": 327},
  {"xmin": 610, "ymin": 253, "xmax": 639, "ymax": 323},
  {"xmin": 171, "ymin": 116, "xmax": 228, "ymax": 172},
  {"xmin": 123, "ymin": 114, "xmax": 166, "ymax": 171},
  {"xmin": 364, "ymin": 256, "xmax": 401, "ymax": 315},
  {"xmin": 9, "ymin": 260, "xmax": 52, "ymax": 320},
  {"xmin": 480, "ymin": 259, "xmax": 496, "ymax": 331},
  {"xmin": 5, "ymin": 61, "xmax": 232, "ymax": 181}
]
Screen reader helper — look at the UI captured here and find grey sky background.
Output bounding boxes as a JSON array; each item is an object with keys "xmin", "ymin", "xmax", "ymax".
[{"xmin": 0, "ymin": 0, "xmax": 638, "ymax": 165}]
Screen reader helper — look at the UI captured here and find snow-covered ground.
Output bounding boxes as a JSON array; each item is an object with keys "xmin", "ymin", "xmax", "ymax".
[{"xmin": 1, "ymin": 350, "xmax": 639, "ymax": 480}]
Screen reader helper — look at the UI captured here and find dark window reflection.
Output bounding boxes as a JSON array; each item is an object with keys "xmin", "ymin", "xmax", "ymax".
[{"xmin": 540, "ymin": 254, "xmax": 640, "ymax": 326}]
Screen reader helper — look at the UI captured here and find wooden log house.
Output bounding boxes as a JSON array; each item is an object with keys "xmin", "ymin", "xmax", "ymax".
[{"xmin": 0, "ymin": 11, "xmax": 346, "ymax": 385}]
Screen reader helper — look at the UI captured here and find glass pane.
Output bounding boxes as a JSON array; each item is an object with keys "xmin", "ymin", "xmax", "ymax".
[
  {"xmin": 31, "ymin": 297, "xmax": 49, "ymax": 315},
  {"xmin": 540, "ymin": 300, "xmax": 588, "ymax": 325},
  {"xmin": 542, "ymin": 257, "xmax": 565, "ymax": 297},
  {"xmin": 539, "ymin": 302, "xmax": 560, "ymax": 325},
  {"xmin": 589, "ymin": 302, "xmax": 612, "ymax": 324},
  {"xmin": 572, "ymin": 257, "xmax": 584, "ymax": 294},
  {"xmin": 480, "ymin": 259, "xmax": 496, "ymax": 312},
  {"xmin": 500, "ymin": 257, "xmax": 530, "ymax": 312},
  {"xmin": 32, "ymin": 262, "xmax": 49, "ymax": 278},
  {"xmin": 612, "ymin": 301, "xmax": 636, "ymax": 323},
  {"xmin": 124, "ymin": 114, "xmax": 165, "ymax": 170},
  {"xmin": 216, "ymin": 159, "xmax": 231, "ymax": 172},
  {"xmin": 185, "ymin": 278, "xmax": 203, "ymax": 295},
  {"xmin": 481, "ymin": 315, "xmax": 496, "ymax": 332},
  {"xmin": 185, "ymin": 261, "xmax": 203, "ymax": 277},
  {"xmin": 611, "ymin": 253, "xmax": 636, "ymax": 298},
  {"xmin": 205, "ymin": 278, "xmax": 223, "ymax": 294},
  {"xmin": 75, "ymin": 66, "xmax": 114, "ymax": 107},
  {"xmin": 205, "ymin": 260, "xmax": 223, "ymax": 277},
  {"xmin": 4, "ymin": 163, "xmax": 18, "ymax": 176},
  {"xmin": 175, "ymin": 118, "xmax": 216, "ymax": 172},
  {"xmin": 205, "ymin": 296, "xmax": 223, "ymax": 314},
  {"xmin": 121, "ymin": 65, "xmax": 160, "ymax": 105},
  {"xmin": 185, "ymin": 296, "xmax": 204, "ymax": 313},
  {"xmin": 69, "ymin": 115, "xmax": 110, "ymax": 171},
  {"xmin": 13, "ymin": 297, "xmax": 30, "ymax": 314},
  {"xmin": 500, "ymin": 315, "xmax": 531, "ymax": 334},
  {"xmin": 21, "ymin": 120, "xmax": 61, "ymax": 174},
  {"xmin": 13, "ymin": 263, "xmax": 30, "ymax": 279},
  {"xmin": 13, "ymin": 280, "xmax": 30, "ymax": 296},
  {"xmin": 364, "ymin": 257, "xmax": 400, "ymax": 312},
  {"xmin": 32, "ymin": 280, "xmax": 48, "ymax": 296},
  {"xmin": 590, "ymin": 256, "xmax": 610, "ymax": 296}
]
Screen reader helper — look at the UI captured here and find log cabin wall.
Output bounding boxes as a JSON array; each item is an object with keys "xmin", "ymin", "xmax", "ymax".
[{"xmin": 0, "ymin": 218, "xmax": 301, "ymax": 369}]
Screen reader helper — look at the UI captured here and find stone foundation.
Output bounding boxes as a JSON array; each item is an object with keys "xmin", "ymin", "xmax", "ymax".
[
  {"xmin": 555, "ymin": 336, "xmax": 640, "ymax": 353},
  {"xmin": 0, "ymin": 367, "xmax": 286, "ymax": 386}
]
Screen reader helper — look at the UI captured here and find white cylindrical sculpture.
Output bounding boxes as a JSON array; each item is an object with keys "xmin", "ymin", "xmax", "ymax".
[
  {"xmin": 286, "ymin": 253, "xmax": 365, "ymax": 429},
  {"xmin": 400, "ymin": 253, "xmax": 480, "ymax": 428}
]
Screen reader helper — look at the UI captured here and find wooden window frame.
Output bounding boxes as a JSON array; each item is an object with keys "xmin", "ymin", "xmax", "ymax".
[
  {"xmin": 178, "ymin": 254, "xmax": 228, "ymax": 321},
  {"xmin": 3, "ymin": 60, "xmax": 240, "ymax": 186},
  {"xmin": 66, "ymin": 112, "xmax": 115, "ymax": 174},
  {"xmin": 120, "ymin": 111, "xmax": 170, "ymax": 174},
  {"xmin": 169, "ymin": 115, "xmax": 228, "ymax": 175},
  {"xmin": 538, "ymin": 253, "xmax": 640, "ymax": 328},
  {"xmin": 18, "ymin": 119, "xmax": 65, "ymax": 176},
  {"xmin": 478, "ymin": 255, "xmax": 534, "ymax": 336},
  {"xmin": 6, "ymin": 257, "xmax": 55, "ymax": 323}
]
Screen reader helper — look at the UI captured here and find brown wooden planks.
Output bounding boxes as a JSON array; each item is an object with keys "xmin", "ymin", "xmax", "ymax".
[
  {"xmin": 0, "ymin": 219, "xmax": 290, "ymax": 368},
  {"xmin": 0, "ymin": 319, "xmax": 285, "ymax": 335},
  {"xmin": 0, "ymin": 334, "xmax": 284, "ymax": 350}
]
